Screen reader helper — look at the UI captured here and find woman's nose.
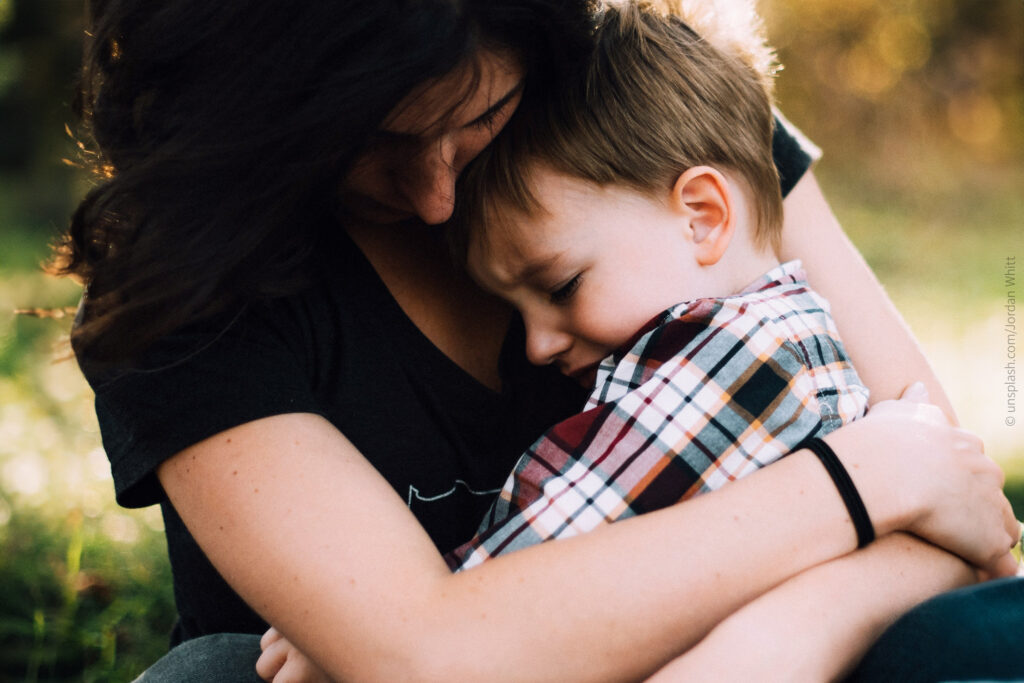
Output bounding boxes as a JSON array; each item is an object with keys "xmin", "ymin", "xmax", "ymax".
[
  {"xmin": 406, "ymin": 136, "xmax": 458, "ymax": 225},
  {"xmin": 524, "ymin": 319, "xmax": 573, "ymax": 367}
]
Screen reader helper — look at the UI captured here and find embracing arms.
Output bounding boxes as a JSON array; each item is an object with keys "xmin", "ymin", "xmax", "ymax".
[{"xmin": 158, "ymin": 399, "xmax": 1012, "ymax": 682}]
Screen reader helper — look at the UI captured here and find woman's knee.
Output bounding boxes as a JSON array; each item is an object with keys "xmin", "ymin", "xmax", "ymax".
[
  {"xmin": 848, "ymin": 577, "xmax": 1024, "ymax": 682},
  {"xmin": 133, "ymin": 633, "xmax": 264, "ymax": 683}
]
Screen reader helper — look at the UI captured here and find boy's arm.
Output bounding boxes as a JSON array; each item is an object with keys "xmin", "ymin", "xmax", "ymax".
[
  {"xmin": 780, "ymin": 171, "xmax": 958, "ymax": 422},
  {"xmin": 648, "ymin": 533, "xmax": 976, "ymax": 682}
]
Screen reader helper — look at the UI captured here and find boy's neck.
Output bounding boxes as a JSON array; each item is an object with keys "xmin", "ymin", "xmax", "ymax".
[{"xmin": 702, "ymin": 234, "xmax": 781, "ymax": 297}]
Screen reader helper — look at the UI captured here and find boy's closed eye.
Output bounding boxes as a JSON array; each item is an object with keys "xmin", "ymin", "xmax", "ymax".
[{"xmin": 549, "ymin": 274, "xmax": 583, "ymax": 304}]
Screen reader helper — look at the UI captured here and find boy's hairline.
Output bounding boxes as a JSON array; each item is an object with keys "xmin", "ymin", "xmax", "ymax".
[{"xmin": 470, "ymin": 158, "xmax": 774, "ymax": 257}]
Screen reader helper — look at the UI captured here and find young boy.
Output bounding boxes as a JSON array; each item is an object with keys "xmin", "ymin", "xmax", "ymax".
[{"xmin": 443, "ymin": 0, "xmax": 869, "ymax": 570}]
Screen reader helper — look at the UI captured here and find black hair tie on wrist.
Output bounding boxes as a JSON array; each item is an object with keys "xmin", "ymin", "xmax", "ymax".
[{"xmin": 801, "ymin": 437, "xmax": 876, "ymax": 548}]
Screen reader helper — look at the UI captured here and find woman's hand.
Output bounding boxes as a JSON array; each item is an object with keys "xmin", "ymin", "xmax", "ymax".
[
  {"xmin": 825, "ymin": 382, "xmax": 1019, "ymax": 574},
  {"xmin": 256, "ymin": 627, "xmax": 332, "ymax": 683}
]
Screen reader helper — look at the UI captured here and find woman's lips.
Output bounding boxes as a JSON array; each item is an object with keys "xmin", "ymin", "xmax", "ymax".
[{"xmin": 339, "ymin": 191, "xmax": 413, "ymax": 224}]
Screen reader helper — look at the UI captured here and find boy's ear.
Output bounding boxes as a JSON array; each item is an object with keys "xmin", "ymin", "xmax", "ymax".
[{"xmin": 669, "ymin": 166, "xmax": 735, "ymax": 266}]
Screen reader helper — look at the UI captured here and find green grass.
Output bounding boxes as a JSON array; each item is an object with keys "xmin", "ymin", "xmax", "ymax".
[
  {"xmin": 0, "ymin": 509, "xmax": 175, "ymax": 682},
  {"xmin": 2, "ymin": 178, "xmax": 176, "ymax": 681}
]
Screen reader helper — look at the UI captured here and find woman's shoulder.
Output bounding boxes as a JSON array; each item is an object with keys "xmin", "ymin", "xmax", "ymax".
[{"xmin": 84, "ymin": 292, "xmax": 332, "ymax": 508}]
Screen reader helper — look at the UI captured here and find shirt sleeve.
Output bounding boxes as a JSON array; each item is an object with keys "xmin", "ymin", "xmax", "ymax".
[
  {"xmin": 446, "ymin": 309, "xmax": 826, "ymax": 572},
  {"xmin": 81, "ymin": 303, "xmax": 326, "ymax": 508},
  {"xmin": 772, "ymin": 110, "xmax": 822, "ymax": 197}
]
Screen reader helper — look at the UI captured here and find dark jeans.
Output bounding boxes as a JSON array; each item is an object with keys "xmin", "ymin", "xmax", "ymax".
[
  {"xmin": 132, "ymin": 633, "xmax": 263, "ymax": 682},
  {"xmin": 135, "ymin": 578, "xmax": 1024, "ymax": 682},
  {"xmin": 846, "ymin": 576, "xmax": 1024, "ymax": 683}
]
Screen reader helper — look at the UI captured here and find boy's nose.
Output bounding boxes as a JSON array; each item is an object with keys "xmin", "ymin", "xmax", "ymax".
[
  {"xmin": 405, "ymin": 137, "xmax": 458, "ymax": 225},
  {"xmin": 524, "ymin": 320, "xmax": 573, "ymax": 367}
]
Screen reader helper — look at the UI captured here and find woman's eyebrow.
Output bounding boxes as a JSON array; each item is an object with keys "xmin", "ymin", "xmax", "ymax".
[
  {"xmin": 376, "ymin": 80, "xmax": 525, "ymax": 141},
  {"xmin": 464, "ymin": 80, "xmax": 524, "ymax": 128}
]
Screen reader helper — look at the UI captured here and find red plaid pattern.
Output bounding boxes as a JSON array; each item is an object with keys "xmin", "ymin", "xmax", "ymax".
[{"xmin": 447, "ymin": 261, "xmax": 868, "ymax": 570}]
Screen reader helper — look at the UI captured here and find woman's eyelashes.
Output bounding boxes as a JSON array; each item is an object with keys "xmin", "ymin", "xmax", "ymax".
[
  {"xmin": 467, "ymin": 83, "xmax": 522, "ymax": 132},
  {"xmin": 469, "ymin": 108, "xmax": 502, "ymax": 131},
  {"xmin": 549, "ymin": 274, "xmax": 583, "ymax": 304},
  {"xmin": 467, "ymin": 101, "xmax": 515, "ymax": 134}
]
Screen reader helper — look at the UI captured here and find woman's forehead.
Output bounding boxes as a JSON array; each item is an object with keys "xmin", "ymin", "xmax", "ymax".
[{"xmin": 381, "ymin": 49, "xmax": 524, "ymax": 137}]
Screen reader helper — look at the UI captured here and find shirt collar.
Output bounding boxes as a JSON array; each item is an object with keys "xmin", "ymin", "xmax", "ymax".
[{"xmin": 739, "ymin": 260, "xmax": 806, "ymax": 295}]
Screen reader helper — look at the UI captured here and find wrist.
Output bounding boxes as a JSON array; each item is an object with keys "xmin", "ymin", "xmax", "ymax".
[
  {"xmin": 800, "ymin": 437, "xmax": 875, "ymax": 548},
  {"xmin": 819, "ymin": 423, "xmax": 914, "ymax": 538}
]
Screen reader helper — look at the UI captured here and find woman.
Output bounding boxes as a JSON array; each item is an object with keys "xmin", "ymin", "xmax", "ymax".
[{"xmin": 58, "ymin": 1, "xmax": 1020, "ymax": 680}]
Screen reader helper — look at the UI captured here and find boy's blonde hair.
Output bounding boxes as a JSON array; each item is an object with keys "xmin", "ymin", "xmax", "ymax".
[{"xmin": 452, "ymin": 0, "xmax": 783, "ymax": 257}]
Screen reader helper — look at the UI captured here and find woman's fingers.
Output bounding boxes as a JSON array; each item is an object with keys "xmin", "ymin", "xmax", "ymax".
[
  {"xmin": 869, "ymin": 394, "xmax": 948, "ymax": 426},
  {"xmin": 899, "ymin": 381, "xmax": 930, "ymax": 403},
  {"xmin": 941, "ymin": 437, "xmax": 1014, "ymax": 567},
  {"xmin": 960, "ymin": 428, "xmax": 988, "ymax": 460},
  {"xmin": 261, "ymin": 626, "xmax": 284, "ymax": 649},
  {"xmin": 985, "ymin": 552, "xmax": 1021, "ymax": 580},
  {"xmin": 256, "ymin": 631, "xmax": 334, "ymax": 683},
  {"xmin": 255, "ymin": 635, "xmax": 290, "ymax": 681},
  {"xmin": 1004, "ymin": 507, "xmax": 1022, "ymax": 550}
]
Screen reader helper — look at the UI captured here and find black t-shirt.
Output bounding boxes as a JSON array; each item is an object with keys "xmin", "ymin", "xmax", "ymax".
[{"xmin": 82, "ymin": 119, "xmax": 814, "ymax": 644}]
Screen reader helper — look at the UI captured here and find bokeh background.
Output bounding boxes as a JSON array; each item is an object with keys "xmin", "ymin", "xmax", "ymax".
[{"xmin": 0, "ymin": 0, "xmax": 1021, "ymax": 679}]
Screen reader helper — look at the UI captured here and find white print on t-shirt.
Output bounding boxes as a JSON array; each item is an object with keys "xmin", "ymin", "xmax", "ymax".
[{"xmin": 406, "ymin": 479, "xmax": 502, "ymax": 507}]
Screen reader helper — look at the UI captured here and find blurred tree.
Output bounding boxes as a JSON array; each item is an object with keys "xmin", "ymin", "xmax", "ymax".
[
  {"xmin": 0, "ymin": 0, "xmax": 83, "ymax": 229},
  {"xmin": 763, "ymin": 0, "xmax": 1024, "ymax": 192}
]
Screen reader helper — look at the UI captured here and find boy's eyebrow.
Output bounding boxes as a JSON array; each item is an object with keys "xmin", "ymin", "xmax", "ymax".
[
  {"xmin": 463, "ymin": 80, "xmax": 524, "ymax": 128},
  {"xmin": 510, "ymin": 251, "xmax": 567, "ymax": 283}
]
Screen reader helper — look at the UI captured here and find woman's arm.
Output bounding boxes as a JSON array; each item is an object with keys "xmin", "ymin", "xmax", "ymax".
[
  {"xmin": 779, "ymin": 171, "xmax": 958, "ymax": 421},
  {"xmin": 157, "ymin": 404, "xmax": 1013, "ymax": 682},
  {"xmin": 649, "ymin": 533, "xmax": 976, "ymax": 682}
]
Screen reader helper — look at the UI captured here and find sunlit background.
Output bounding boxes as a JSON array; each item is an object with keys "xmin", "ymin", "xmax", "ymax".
[{"xmin": 0, "ymin": 0, "xmax": 1021, "ymax": 679}]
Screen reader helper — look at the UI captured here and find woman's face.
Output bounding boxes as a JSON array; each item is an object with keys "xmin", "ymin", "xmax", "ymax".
[{"xmin": 339, "ymin": 50, "xmax": 524, "ymax": 226}]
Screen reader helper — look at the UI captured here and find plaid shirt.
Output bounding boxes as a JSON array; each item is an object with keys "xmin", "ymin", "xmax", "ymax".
[{"xmin": 447, "ymin": 261, "xmax": 868, "ymax": 571}]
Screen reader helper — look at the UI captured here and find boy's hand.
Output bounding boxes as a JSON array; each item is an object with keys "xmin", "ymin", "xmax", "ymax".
[{"xmin": 256, "ymin": 627, "xmax": 333, "ymax": 683}]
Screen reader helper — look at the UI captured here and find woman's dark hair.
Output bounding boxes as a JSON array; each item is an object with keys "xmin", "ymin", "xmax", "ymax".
[{"xmin": 54, "ymin": 0, "xmax": 594, "ymax": 364}]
